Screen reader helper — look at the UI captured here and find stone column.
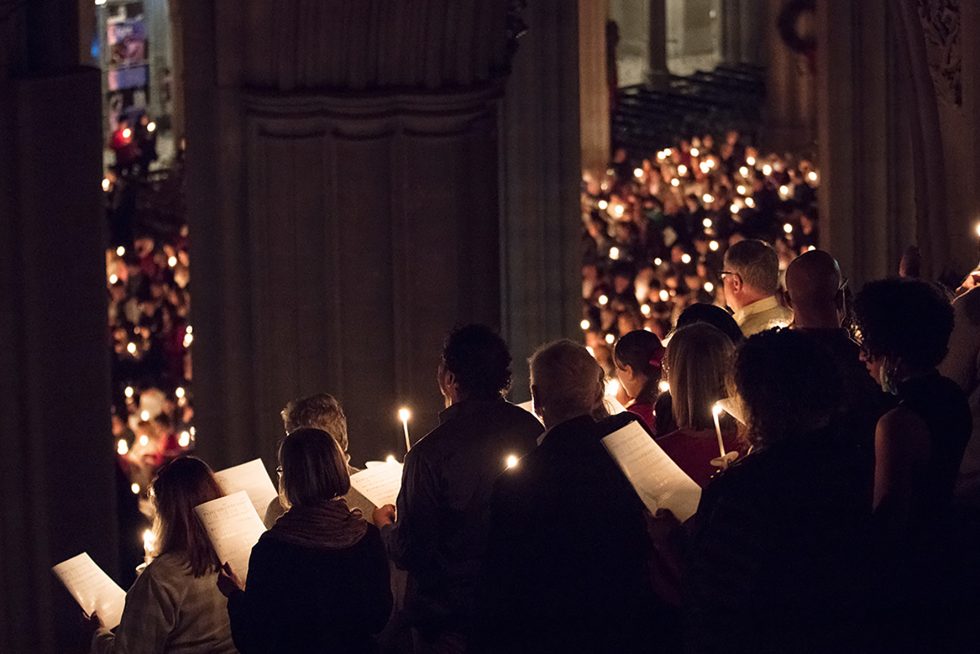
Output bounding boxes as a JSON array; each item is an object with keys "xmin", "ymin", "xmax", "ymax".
[
  {"xmin": 579, "ymin": 0, "xmax": 611, "ymax": 177},
  {"xmin": 816, "ymin": 0, "xmax": 915, "ymax": 284},
  {"xmin": 649, "ymin": 0, "xmax": 670, "ymax": 88},
  {"xmin": 500, "ymin": 0, "xmax": 584, "ymax": 400},
  {"xmin": 183, "ymin": 0, "xmax": 519, "ymax": 467},
  {"xmin": 764, "ymin": 0, "xmax": 816, "ymax": 150},
  {"xmin": 0, "ymin": 5, "xmax": 117, "ymax": 652}
]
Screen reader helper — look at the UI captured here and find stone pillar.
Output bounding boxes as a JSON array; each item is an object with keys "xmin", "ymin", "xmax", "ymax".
[
  {"xmin": 649, "ymin": 0, "xmax": 670, "ymax": 88},
  {"xmin": 579, "ymin": 0, "xmax": 610, "ymax": 177},
  {"xmin": 816, "ymin": 0, "xmax": 915, "ymax": 284},
  {"xmin": 764, "ymin": 0, "xmax": 816, "ymax": 150},
  {"xmin": 500, "ymin": 0, "xmax": 584, "ymax": 401},
  {"xmin": 0, "ymin": 6, "xmax": 117, "ymax": 653},
  {"xmin": 183, "ymin": 0, "xmax": 519, "ymax": 468}
]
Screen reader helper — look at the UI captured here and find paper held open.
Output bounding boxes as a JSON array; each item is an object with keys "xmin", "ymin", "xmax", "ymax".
[
  {"xmin": 52, "ymin": 552, "xmax": 127, "ymax": 629},
  {"xmin": 213, "ymin": 459, "xmax": 278, "ymax": 520},
  {"xmin": 350, "ymin": 461, "xmax": 403, "ymax": 508},
  {"xmin": 194, "ymin": 490, "xmax": 265, "ymax": 583},
  {"xmin": 601, "ymin": 420, "xmax": 702, "ymax": 522}
]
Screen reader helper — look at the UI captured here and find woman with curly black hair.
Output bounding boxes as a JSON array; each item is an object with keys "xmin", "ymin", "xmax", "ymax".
[
  {"xmin": 853, "ymin": 278, "xmax": 971, "ymax": 650},
  {"xmin": 853, "ymin": 278, "xmax": 969, "ymax": 533}
]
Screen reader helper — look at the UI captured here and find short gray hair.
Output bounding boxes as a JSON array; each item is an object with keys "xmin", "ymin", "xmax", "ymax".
[
  {"xmin": 281, "ymin": 393, "xmax": 348, "ymax": 454},
  {"xmin": 723, "ymin": 239, "xmax": 779, "ymax": 295},
  {"xmin": 529, "ymin": 340, "xmax": 606, "ymax": 421}
]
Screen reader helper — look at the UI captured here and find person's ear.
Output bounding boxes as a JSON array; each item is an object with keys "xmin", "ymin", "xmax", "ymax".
[{"xmin": 731, "ymin": 275, "xmax": 743, "ymax": 293}]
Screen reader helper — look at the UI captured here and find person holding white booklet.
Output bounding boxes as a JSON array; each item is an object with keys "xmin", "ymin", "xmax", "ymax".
[
  {"xmin": 88, "ymin": 457, "xmax": 236, "ymax": 654},
  {"xmin": 218, "ymin": 428, "xmax": 391, "ymax": 653}
]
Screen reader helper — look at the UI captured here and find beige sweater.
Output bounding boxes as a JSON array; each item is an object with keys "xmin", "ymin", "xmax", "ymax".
[{"xmin": 91, "ymin": 553, "xmax": 237, "ymax": 654}]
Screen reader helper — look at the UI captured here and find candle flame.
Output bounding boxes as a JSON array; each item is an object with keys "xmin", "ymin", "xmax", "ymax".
[
  {"xmin": 505, "ymin": 454, "xmax": 519, "ymax": 469},
  {"xmin": 397, "ymin": 407, "xmax": 411, "ymax": 423}
]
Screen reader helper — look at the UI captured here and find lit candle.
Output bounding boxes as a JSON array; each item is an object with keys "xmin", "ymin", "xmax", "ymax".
[
  {"xmin": 147, "ymin": 121, "xmax": 157, "ymax": 133},
  {"xmin": 633, "ymin": 167, "xmax": 644, "ymax": 178},
  {"xmin": 709, "ymin": 241, "xmax": 719, "ymax": 252},
  {"xmin": 681, "ymin": 253, "xmax": 692, "ymax": 264},
  {"xmin": 102, "ymin": 178, "xmax": 111, "ymax": 192},
  {"xmin": 604, "ymin": 333, "xmax": 615, "ymax": 345},
  {"xmin": 704, "ymin": 281, "xmax": 715, "ymax": 292},
  {"xmin": 702, "ymin": 217, "xmax": 713, "ymax": 229},
  {"xmin": 116, "ymin": 245, "xmax": 126, "ymax": 257},
  {"xmin": 712, "ymin": 402, "xmax": 726, "ymax": 459},
  {"xmin": 580, "ymin": 319, "xmax": 591, "ymax": 330},
  {"xmin": 505, "ymin": 454, "xmax": 519, "ymax": 469},
  {"xmin": 658, "ymin": 380, "xmax": 670, "ymax": 393},
  {"xmin": 131, "ymin": 482, "xmax": 140, "ymax": 495},
  {"xmin": 178, "ymin": 430, "xmax": 191, "ymax": 447},
  {"xmin": 117, "ymin": 439, "xmax": 129, "ymax": 455},
  {"xmin": 385, "ymin": 454, "xmax": 397, "ymax": 464},
  {"xmin": 142, "ymin": 529, "xmax": 156, "ymax": 565},
  {"xmin": 398, "ymin": 407, "xmax": 412, "ymax": 452}
]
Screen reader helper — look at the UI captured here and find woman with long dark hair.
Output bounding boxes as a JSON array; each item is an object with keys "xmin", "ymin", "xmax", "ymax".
[
  {"xmin": 90, "ymin": 456, "xmax": 236, "ymax": 653},
  {"xmin": 613, "ymin": 329, "xmax": 665, "ymax": 430}
]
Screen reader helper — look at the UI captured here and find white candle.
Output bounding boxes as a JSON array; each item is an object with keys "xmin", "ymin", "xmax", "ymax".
[
  {"xmin": 712, "ymin": 403, "xmax": 726, "ymax": 459},
  {"xmin": 398, "ymin": 407, "xmax": 412, "ymax": 452}
]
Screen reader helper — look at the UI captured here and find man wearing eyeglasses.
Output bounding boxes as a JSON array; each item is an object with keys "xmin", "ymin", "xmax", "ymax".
[{"xmin": 721, "ymin": 239, "xmax": 793, "ymax": 336}]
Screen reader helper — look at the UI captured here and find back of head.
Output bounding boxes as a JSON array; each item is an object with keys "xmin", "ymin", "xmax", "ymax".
[
  {"xmin": 676, "ymin": 303, "xmax": 744, "ymax": 345},
  {"xmin": 442, "ymin": 324, "xmax": 512, "ymax": 399},
  {"xmin": 281, "ymin": 393, "xmax": 349, "ymax": 453},
  {"xmin": 151, "ymin": 456, "xmax": 223, "ymax": 576},
  {"xmin": 279, "ymin": 428, "xmax": 350, "ymax": 509},
  {"xmin": 785, "ymin": 250, "xmax": 841, "ymax": 324},
  {"xmin": 530, "ymin": 339, "xmax": 605, "ymax": 425},
  {"xmin": 733, "ymin": 329, "xmax": 844, "ymax": 448},
  {"xmin": 614, "ymin": 330, "xmax": 665, "ymax": 400},
  {"xmin": 724, "ymin": 239, "xmax": 779, "ymax": 295},
  {"xmin": 666, "ymin": 323, "xmax": 734, "ymax": 430},
  {"xmin": 853, "ymin": 278, "xmax": 953, "ymax": 370}
]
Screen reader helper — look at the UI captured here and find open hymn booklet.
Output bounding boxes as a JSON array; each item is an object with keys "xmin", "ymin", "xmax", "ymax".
[
  {"xmin": 213, "ymin": 458, "xmax": 279, "ymax": 521},
  {"xmin": 194, "ymin": 490, "xmax": 266, "ymax": 583},
  {"xmin": 350, "ymin": 460, "xmax": 403, "ymax": 508},
  {"xmin": 52, "ymin": 553, "xmax": 126, "ymax": 629},
  {"xmin": 601, "ymin": 419, "xmax": 702, "ymax": 522}
]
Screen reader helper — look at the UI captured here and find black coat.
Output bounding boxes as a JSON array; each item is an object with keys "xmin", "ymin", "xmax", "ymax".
[
  {"xmin": 474, "ymin": 414, "xmax": 664, "ymax": 653},
  {"xmin": 227, "ymin": 525, "xmax": 392, "ymax": 654},
  {"xmin": 683, "ymin": 424, "xmax": 874, "ymax": 653}
]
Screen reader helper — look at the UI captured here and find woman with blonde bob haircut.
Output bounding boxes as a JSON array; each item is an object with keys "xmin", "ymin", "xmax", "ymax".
[
  {"xmin": 656, "ymin": 323, "xmax": 740, "ymax": 487},
  {"xmin": 220, "ymin": 428, "xmax": 391, "ymax": 653},
  {"xmin": 89, "ymin": 456, "xmax": 236, "ymax": 653}
]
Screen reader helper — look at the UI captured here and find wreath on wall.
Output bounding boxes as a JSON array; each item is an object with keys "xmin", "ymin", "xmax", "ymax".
[{"xmin": 777, "ymin": 0, "xmax": 817, "ymax": 55}]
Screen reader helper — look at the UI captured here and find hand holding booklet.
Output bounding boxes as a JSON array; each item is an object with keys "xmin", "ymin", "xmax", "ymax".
[
  {"xmin": 194, "ymin": 490, "xmax": 265, "ymax": 583},
  {"xmin": 350, "ymin": 460, "xmax": 403, "ymax": 508},
  {"xmin": 213, "ymin": 458, "xmax": 279, "ymax": 520},
  {"xmin": 51, "ymin": 552, "xmax": 126, "ymax": 629},
  {"xmin": 601, "ymin": 419, "xmax": 702, "ymax": 522}
]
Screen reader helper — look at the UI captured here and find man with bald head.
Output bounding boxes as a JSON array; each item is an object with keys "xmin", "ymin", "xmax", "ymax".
[
  {"xmin": 786, "ymin": 250, "xmax": 891, "ymax": 501},
  {"xmin": 784, "ymin": 249, "xmax": 845, "ymax": 329}
]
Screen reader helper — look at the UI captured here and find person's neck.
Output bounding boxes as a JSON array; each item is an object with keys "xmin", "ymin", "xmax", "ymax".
[
  {"xmin": 792, "ymin": 307, "xmax": 840, "ymax": 330},
  {"xmin": 542, "ymin": 410, "xmax": 590, "ymax": 431},
  {"xmin": 734, "ymin": 288, "xmax": 771, "ymax": 311}
]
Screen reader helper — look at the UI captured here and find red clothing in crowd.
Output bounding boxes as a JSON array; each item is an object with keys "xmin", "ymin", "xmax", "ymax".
[
  {"xmin": 656, "ymin": 428, "xmax": 741, "ymax": 488},
  {"xmin": 626, "ymin": 401, "xmax": 655, "ymax": 433}
]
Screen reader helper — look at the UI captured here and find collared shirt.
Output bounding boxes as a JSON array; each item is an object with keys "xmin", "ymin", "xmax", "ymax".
[
  {"xmin": 381, "ymin": 397, "xmax": 543, "ymax": 632},
  {"xmin": 732, "ymin": 295, "xmax": 793, "ymax": 337}
]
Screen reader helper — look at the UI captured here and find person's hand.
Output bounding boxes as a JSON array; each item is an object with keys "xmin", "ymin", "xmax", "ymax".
[
  {"xmin": 81, "ymin": 611, "xmax": 103, "ymax": 638},
  {"xmin": 216, "ymin": 562, "xmax": 244, "ymax": 597},
  {"xmin": 372, "ymin": 504, "xmax": 396, "ymax": 528}
]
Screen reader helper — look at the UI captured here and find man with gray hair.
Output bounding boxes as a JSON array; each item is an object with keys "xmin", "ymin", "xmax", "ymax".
[
  {"xmin": 476, "ymin": 340, "xmax": 662, "ymax": 652},
  {"xmin": 722, "ymin": 239, "xmax": 793, "ymax": 336},
  {"xmin": 265, "ymin": 392, "xmax": 373, "ymax": 527}
]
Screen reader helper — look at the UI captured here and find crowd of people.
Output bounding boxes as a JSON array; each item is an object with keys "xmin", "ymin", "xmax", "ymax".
[
  {"xmin": 103, "ymin": 119, "xmax": 195, "ymax": 557},
  {"xmin": 582, "ymin": 132, "xmax": 818, "ymax": 378},
  {"xmin": 76, "ymin": 238, "xmax": 980, "ymax": 651}
]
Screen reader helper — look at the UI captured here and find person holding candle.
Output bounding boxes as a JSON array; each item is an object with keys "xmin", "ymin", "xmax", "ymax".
[
  {"xmin": 88, "ymin": 456, "xmax": 236, "ymax": 654},
  {"xmin": 684, "ymin": 329, "xmax": 872, "ymax": 653},
  {"xmin": 720, "ymin": 239, "xmax": 793, "ymax": 337},
  {"xmin": 372, "ymin": 324, "xmax": 542, "ymax": 653},
  {"xmin": 219, "ymin": 428, "xmax": 392, "ymax": 653},
  {"xmin": 655, "ymin": 323, "xmax": 740, "ymax": 487},
  {"xmin": 475, "ymin": 339, "xmax": 664, "ymax": 653},
  {"xmin": 613, "ymin": 329, "xmax": 666, "ymax": 431}
]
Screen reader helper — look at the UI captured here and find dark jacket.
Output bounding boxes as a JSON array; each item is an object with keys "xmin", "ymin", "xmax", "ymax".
[
  {"xmin": 381, "ymin": 398, "xmax": 543, "ymax": 635},
  {"xmin": 227, "ymin": 525, "xmax": 392, "ymax": 653},
  {"xmin": 683, "ymin": 423, "xmax": 874, "ymax": 653},
  {"xmin": 474, "ymin": 414, "xmax": 663, "ymax": 653}
]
